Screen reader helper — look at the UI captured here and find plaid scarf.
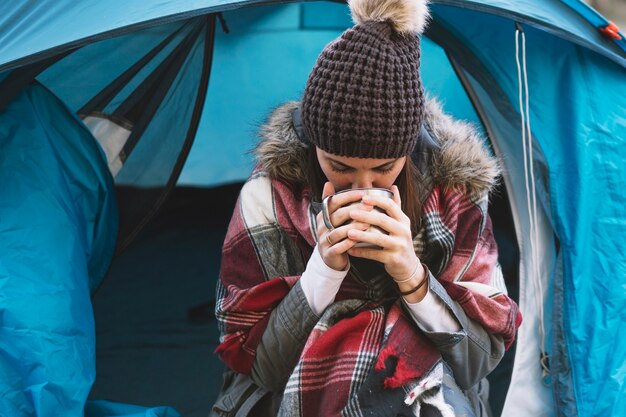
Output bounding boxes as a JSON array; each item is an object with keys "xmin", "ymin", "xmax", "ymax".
[{"xmin": 215, "ymin": 173, "xmax": 521, "ymax": 416}]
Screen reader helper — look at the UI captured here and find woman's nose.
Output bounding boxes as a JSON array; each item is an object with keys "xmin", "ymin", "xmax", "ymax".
[{"xmin": 351, "ymin": 174, "xmax": 373, "ymax": 189}]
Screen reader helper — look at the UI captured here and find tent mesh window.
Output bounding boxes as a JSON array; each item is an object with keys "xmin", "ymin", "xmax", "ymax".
[{"xmin": 37, "ymin": 16, "xmax": 217, "ymax": 254}]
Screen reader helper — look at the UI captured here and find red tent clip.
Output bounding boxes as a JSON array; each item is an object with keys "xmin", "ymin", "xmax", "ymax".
[{"xmin": 599, "ymin": 21, "xmax": 622, "ymax": 40}]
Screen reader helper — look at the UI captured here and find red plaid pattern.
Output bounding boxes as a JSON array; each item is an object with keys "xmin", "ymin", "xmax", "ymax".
[{"xmin": 215, "ymin": 174, "xmax": 521, "ymax": 415}]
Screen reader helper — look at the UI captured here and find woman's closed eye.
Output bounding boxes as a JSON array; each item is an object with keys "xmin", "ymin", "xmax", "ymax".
[
  {"xmin": 374, "ymin": 165, "xmax": 394, "ymax": 174},
  {"xmin": 330, "ymin": 162, "xmax": 395, "ymax": 174},
  {"xmin": 330, "ymin": 162, "xmax": 354, "ymax": 173}
]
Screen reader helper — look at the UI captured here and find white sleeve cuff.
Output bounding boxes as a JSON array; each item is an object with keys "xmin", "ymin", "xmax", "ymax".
[
  {"xmin": 404, "ymin": 286, "xmax": 461, "ymax": 333},
  {"xmin": 299, "ymin": 246, "xmax": 349, "ymax": 316}
]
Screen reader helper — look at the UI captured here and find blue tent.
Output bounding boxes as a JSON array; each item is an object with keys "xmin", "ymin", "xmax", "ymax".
[{"xmin": 1, "ymin": 1, "xmax": 625, "ymax": 416}]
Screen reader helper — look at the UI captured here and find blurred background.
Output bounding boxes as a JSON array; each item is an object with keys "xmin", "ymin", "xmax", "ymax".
[{"xmin": 585, "ymin": 0, "xmax": 626, "ymax": 25}]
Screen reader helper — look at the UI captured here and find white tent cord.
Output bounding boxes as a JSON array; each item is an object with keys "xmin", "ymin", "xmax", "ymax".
[{"xmin": 516, "ymin": 28, "xmax": 549, "ymax": 380}]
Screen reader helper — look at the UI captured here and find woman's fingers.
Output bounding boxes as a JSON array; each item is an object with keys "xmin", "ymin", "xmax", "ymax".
[
  {"xmin": 328, "ymin": 233, "xmax": 359, "ymax": 255},
  {"xmin": 320, "ymin": 222, "xmax": 368, "ymax": 271},
  {"xmin": 325, "ymin": 189, "xmax": 364, "ymax": 217},
  {"xmin": 330, "ymin": 202, "xmax": 372, "ymax": 228},
  {"xmin": 327, "ymin": 222, "xmax": 370, "ymax": 247},
  {"xmin": 336, "ymin": 187, "xmax": 419, "ymax": 281},
  {"xmin": 346, "ymin": 234, "xmax": 413, "ymax": 275},
  {"xmin": 348, "ymin": 229, "xmax": 403, "ymax": 252},
  {"xmin": 347, "ymin": 245, "xmax": 388, "ymax": 263},
  {"xmin": 360, "ymin": 193, "xmax": 407, "ymax": 223},
  {"xmin": 349, "ymin": 208, "xmax": 406, "ymax": 236},
  {"xmin": 391, "ymin": 185, "xmax": 402, "ymax": 206}
]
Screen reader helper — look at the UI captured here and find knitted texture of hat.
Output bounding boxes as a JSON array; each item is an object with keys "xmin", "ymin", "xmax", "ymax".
[{"xmin": 301, "ymin": 20, "xmax": 425, "ymax": 159}]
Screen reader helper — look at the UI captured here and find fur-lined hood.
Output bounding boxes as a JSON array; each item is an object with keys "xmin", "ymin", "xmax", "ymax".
[{"xmin": 254, "ymin": 97, "xmax": 500, "ymax": 197}]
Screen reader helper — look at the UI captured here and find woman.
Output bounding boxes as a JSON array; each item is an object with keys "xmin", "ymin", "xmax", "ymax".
[{"xmin": 211, "ymin": 0, "xmax": 521, "ymax": 416}]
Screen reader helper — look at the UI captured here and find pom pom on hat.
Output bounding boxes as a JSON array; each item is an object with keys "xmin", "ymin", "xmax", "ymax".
[{"xmin": 349, "ymin": 0, "xmax": 430, "ymax": 34}]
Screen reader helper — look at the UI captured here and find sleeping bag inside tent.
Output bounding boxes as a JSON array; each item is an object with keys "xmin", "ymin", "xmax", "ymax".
[{"xmin": 1, "ymin": 1, "xmax": 625, "ymax": 417}]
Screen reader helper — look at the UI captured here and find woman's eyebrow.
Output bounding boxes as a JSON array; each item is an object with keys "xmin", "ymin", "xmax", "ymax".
[{"xmin": 327, "ymin": 157, "xmax": 399, "ymax": 170}]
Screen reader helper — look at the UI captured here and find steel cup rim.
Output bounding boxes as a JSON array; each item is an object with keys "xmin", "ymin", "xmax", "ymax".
[{"xmin": 333, "ymin": 187, "xmax": 393, "ymax": 197}]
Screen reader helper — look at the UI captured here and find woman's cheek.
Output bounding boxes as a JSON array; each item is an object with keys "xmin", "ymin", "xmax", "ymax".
[{"xmin": 326, "ymin": 174, "xmax": 352, "ymax": 192}]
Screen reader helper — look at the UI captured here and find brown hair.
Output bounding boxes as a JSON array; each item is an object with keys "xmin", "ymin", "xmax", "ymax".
[{"xmin": 305, "ymin": 147, "xmax": 425, "ymax": 237}]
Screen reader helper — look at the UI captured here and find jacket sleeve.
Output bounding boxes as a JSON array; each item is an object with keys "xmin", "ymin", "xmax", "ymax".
[
  {"xmin": 250, "ymin": 280, "xmax": 319, "ymax": 391},
  {"xmin": 417, "ymin": 273, "xmax": 506, "ymax": 389}
]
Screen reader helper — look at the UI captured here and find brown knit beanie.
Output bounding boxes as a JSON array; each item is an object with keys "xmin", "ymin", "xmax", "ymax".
[{"xmin": 301, "ymin": 0, "xmax": 430, "ymax": 159}]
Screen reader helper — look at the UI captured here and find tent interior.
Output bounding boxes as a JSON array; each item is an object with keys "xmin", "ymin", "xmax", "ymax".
[{"xmin": 87, "ymin": 3, "xmax": 520, "ymax": 417}]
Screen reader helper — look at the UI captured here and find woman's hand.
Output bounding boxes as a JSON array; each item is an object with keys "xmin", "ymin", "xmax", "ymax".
[
  {"xmin": 316, "ymin": 182, "xmax": 371, "ymax": 271},
  {"xmin": 346, "ymin": 185, "xmax": 427, "ymax": 302}
]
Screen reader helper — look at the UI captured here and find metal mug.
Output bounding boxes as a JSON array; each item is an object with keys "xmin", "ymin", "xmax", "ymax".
[{"xmin": 322, "ymin": 187, "xmax": 394, "ymax": 248}]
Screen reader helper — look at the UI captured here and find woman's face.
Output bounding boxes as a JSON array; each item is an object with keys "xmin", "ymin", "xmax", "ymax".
[{"xmin": 316, "ymin": 147, "xmax": 406, "ymax": 191}]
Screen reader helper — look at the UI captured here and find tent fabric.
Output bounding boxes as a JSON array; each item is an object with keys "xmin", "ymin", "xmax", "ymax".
[
  {"xmin": 0, "ymin": 84, "xmax": 117, "ymax": 415},
  {"xmin": 0, "ymin": 84, "xmax": 179, "ymax": 417},
  {"xmin": 1, "ymin": 0, "xmax": 624, "ymax": 72},
  {"xmin": 35, "ymin": 16, "xmax": 215, "ymax": 251},
  {"xmin": 559, "ymin": 0, "xmax": 626, "ymax": 52},
  {"xmin": 435, "ymin": 0, "xmax": 626, "ymax": 66},
  {"xmin": 0, "ymin": 0, "xmax": 226, "ymax": 71},
  {"xmin": 534, "ymin": 43, "xmax": 626, "ymax": 417},
  {"xmin": 429, "ymin": 5, "xmax": 626, "ymax": 416}
]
